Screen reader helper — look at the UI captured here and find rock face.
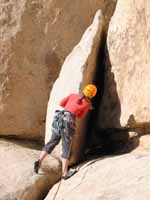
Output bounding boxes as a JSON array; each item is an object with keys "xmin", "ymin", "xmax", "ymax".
[
  {"xmin": 0, "ymin": 0, "xmax": 55, "ymax": 140},
  {"xmin": 43, "ymin": 0, "xmax": 116, "ymax": 63},
  {"xmin": 0, "ymin": 139, "xmax": 61, "ymax": 200},
  {"xmin": 45, "ymin": 10, "xmax": 104, "ymax": 163},
  {"xmin": 45, "ymin": 147, "xmax": 150, "ymax": 200},
  {"xmin": 98, "ymin": 0, "xmax": 150, "ymax": 129},
  {"xmin": 0, "ymin": 0, "xmax": 116, "ymax": 140}
]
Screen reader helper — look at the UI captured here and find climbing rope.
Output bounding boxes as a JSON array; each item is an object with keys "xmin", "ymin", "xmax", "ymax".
[{"xmin": 51, "ymin": 179, "xmax": 63, "ymax": 200}]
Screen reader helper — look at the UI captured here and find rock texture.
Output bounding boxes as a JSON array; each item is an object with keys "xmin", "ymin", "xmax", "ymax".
[
  {"xmin": 0, "ymin": 0, "xmax": 116, "ymax": 140},
  {"xmin": 43, "ymin": 0, "xmax": 116, "ymax": 63},
  {"xmin": 98, "ymin": 0, "xmax": 150, "ymax": 129},
  {"xmin": 45, "ymin": 10, "xmax": 104, "ymax": 163},
  {"xmin": 0, "ymin": 139, "xmax": 61, "ymax": 200},
  {"xmin": 0, "ymin": 0, "xmax": 55, "ymax": 140},
  {"xmin": 137, "ymin": 135, "xmax": 150, "ymax": 151},
  {"xmin": 45, "ymin": 145, "xmax": 150, "ymax": 200}
]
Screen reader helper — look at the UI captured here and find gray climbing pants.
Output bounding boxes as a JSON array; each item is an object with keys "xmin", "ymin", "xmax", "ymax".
[{"xmin": 43, "ymin": 110, "xmax": 75, "ymax": 159}]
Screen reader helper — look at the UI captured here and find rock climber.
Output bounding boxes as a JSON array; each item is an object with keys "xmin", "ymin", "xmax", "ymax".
[{"xmin": 34, "ymin": 84, "xmax": 97, "ymax": 180}]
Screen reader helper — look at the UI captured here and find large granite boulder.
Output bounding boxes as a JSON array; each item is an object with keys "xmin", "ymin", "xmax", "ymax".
[
  {"xmin": 0, "ymin": 0, "xmax": 116, "ymax": 140},
  {"xmin": 0, "ymin": 0, "xmax": 56, "ymax": 140},
  {"xmin": 45, "ymin": 10, "xmax": 104, "ymax": 163},
  {"xmin": 0, "ymin": 139, "xmax": 61, "ymax": 200},
  {"xmin": 98, "ymin": 0, "xmax": 150, "ymax": 129},
  {"xmin": 45, "ymin": 148, "xmax": 150, "ymax": 200}
]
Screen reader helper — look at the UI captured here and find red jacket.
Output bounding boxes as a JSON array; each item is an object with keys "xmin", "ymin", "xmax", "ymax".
[{"xmin": 60, "ymin": 94, "xmax": 90, "ymax": 118}]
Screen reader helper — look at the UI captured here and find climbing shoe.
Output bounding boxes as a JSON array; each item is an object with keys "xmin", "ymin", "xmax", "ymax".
[
  {"xmin": 34, "ymin": 160, "xmax": 41, "ymax": 174},
  {"xmin": 62, "ymin": 169, "xmax": 77, "ymax": 180}
]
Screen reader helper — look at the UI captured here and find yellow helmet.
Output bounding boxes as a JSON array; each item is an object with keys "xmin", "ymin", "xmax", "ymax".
[{"xmin": 83, "ymin": 84, "xmax": 97, "ymax": 99}]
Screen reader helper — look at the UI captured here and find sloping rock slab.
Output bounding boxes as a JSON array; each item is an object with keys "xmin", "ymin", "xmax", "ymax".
[
  {"xmin": 45, "ymin": 150, "xmax": 150, "ymax": 200},
  {"xmin": 45, "ymin": 10, "xmax": 104, "ymax": 163},
  {"xmin": 0, "ymin": 139, "xmax": 61, "ymax": 200}
]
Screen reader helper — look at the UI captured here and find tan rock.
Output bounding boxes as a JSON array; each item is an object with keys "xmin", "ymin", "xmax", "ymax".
[
  {"xmin": 0, "ymin": 0, "xmax": 55, "ymax": 140},
  {"xmin": 43, "ymin": 0, "xmax": 116, "ymax": 63},
  {"xmin": 45, "ymin": 150, "xmax": 150, "ymax": 200},
  {"xmin": 0, "ymin": 139, "xmax": 61, "ymax": 200},
  {"xmin": 45, "ymin": 10, "xmax": 104, "ymax": 163},
  {"xmin": 137, "ymin": 135, "xmax": 150, "ymax": 151},
  {"xmin": 98, "ymin": 0, "xmax": 150, "ymax": 129},
  {"xmin": 0, "ymin": 0, "xmax": 116, "ymax": 140}
]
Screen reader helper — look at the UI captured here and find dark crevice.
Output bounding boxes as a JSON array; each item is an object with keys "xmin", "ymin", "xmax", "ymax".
[
  {"xmin": 84, "ymin": 30, "xmax": 148, "ymax": 159},
  {"xmin": 84, "ymin": 35, "xmax": 150, "ymax": 160},
  {"xmin": 84, "ymin": 31, "xmax": 108, "ymax": 157}
]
